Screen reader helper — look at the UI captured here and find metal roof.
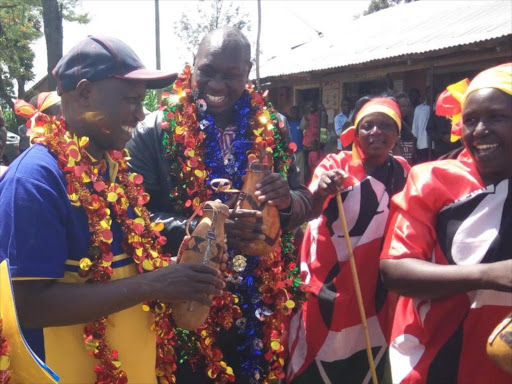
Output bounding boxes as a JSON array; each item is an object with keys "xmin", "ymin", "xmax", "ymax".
[{"xmin": 258, "ymin": 0, "xmax": 512, "ymax": 79}]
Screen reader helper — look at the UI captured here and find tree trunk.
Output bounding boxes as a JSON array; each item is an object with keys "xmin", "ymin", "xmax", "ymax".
[
  {"xmin": 17, "ymin": 78, "xmax": 26, "ymax": 100},
  {"xmin": 42, "ymin": 0, "xmax": 63, "ymax": 91}
]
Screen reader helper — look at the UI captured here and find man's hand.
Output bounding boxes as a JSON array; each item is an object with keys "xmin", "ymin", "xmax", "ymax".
[
  {"xmin": 254, "ymin": 172, "xmax": 292, "ymax": 211},
  {"xmin": 314, "ymin": 169, "xmax": 347, "ymax": 198},
  {"xmin": 148, "ymin": 263, "xmax": 225, "ymax": 306},
  {"xmin": 174, "ymin": 236, "xmax": 229, "ymax": 271},
  {"xmin": 225, "ymin": 209, "xmax": 265, "ymax": 250}
]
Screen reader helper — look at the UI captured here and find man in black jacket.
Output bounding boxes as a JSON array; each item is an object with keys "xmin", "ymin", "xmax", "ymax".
[{"xmin": 126, "ymin": 27, "xmax": 311, "ymax": 383}]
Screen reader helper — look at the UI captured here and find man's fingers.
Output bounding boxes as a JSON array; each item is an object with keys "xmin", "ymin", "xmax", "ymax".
[
  {"xmin": 194, "ymin": 281, "xmax": 223, "ymax": 296},
  {"xmin": 187, "ymin": 263, "xmax": 221, "ymax": 276},
  {"xmin": 255, "ymin": 173, "xmax": 281, "ymax": 189},
  {"xmin": 255, "ymin": 180, "xmax": 286, "ymax": 196},
  {"xmin": 227, "ymin": 238, "xmax": 246, "ymax": 250},
  {"xmin": 189, "ymin": 293, "xmax": 213, "ymax": 307},
  {"xmin": 230, "ymin": 209, "xmax": 262, "ymax": 219},
  {"xmin": 227, "ymin": 229, "xmax": 264, "ymax": 241},
  {"xmin": 268, "ymin": 196, "xmax": 290, "ymax": 205},
  {"xmin": 258, "ymin": 189, "xmax": 287, "ymax": 202},
  {"xmin": 226, "ymin": 220, "xmax": 263, "ymax": 232},
  {"xmin": 188, "ymin": 272, "xmax": 225, "ymax": 289}
]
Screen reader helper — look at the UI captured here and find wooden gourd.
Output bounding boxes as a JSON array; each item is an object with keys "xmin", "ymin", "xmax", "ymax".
[
  {"xmin": 172, "ymin": 201, "xmax": 229, "ymax": 330},
  {"xmin": 235, "ymin": 158, "xmax": 281, "ymax": 256},
  {"xmin": 487, "ymin": 311, "xmax": 512, "ymax": 375}
]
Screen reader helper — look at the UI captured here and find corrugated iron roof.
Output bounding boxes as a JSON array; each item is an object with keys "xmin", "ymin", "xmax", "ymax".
[{"xmin": 258, "ymin": 0, "xmax": 512, "ymax": 79}]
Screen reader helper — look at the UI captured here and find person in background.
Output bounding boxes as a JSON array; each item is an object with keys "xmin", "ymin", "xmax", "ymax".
[
  {"xmin": 289, "ymin": 105, "xmax": 306, "ymax": 183},
  {"xmin": 15, "ymin": 91, "xmax": 62, "ymax": 153},
  {"xmin": 394, "ymin": 92, "xmax": 416, "ymax": 164},
  {"xmin": 301, "ymin": 101, "xmax": 321, "ymax": 182},
  {"xmin": 287, "ymin": 96, "xmax": 410, "ymax": 384},
  {"xmin": 408, "ymin": 88, "xmax": 421, "ymax": 109},
  {"xmin": 288, "ymin": 106, "xmax": 303, "ymax": 154},
  {"xmin": 334, "ymin": 98, "xmax": 352, "ymax": 151},
  {"xmin": 380, "ymin": 63, "xmax": 512, "ymax": 384},
  {"xmin": 427, "ymin": 92, "xmax": 462, "ymax": 159},
  {"xmin": 411, "ymin": 88, "xmax": 431, "ymax": 163}
]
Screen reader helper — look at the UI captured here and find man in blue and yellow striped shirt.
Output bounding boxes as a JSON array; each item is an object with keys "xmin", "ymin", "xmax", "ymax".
[{"xmin": 0, "ymin": 36, "xmax": 225, "ymax": 383}]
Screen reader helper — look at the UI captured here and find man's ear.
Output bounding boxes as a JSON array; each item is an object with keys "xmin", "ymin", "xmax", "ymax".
[{"xmin": 75, "ymin": 79, "xmax": 93, "ymax": 107}]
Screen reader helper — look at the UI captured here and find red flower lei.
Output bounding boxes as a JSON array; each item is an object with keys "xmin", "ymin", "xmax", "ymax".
[
  {"xmin": 0, "ymin": 319, "xmax": 10, "ymax": 384},
  {"xmin": 33, "ymin": 115, "xmax": 178, "ymax": 384},
  {"xmin": 160, "ymin": 66, "xmax": 306, "ymax": 383}
]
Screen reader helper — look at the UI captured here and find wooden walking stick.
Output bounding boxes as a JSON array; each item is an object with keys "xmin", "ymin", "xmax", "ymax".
[{"xmin": 336, "ymin": 193, "xmax": 379, "ymax": 384}]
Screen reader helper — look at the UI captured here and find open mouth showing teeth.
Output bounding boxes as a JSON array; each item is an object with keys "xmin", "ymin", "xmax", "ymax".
[
  {"xmin": 206, "ymin": 94, "xmax": 225, "ymax": 103},
  {"xmin": 121, "ymin": 125, "xmax": 135, "ymax": 135},
  {"xmin": 475, "ymin": 144, "xmax": 498, "ymax": 150}
]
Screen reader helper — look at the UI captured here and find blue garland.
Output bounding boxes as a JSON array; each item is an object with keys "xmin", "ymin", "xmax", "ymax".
[
  {"xmin": 202, "ymin": 90, "xmax": 254, "ymax": 201},
  {"xmin": 234, "ymin": 254, "xmax": 266, "ymax": 383},
  {"xmin": 200, "ymin": 91, "xmax": 268, "ymax": 381}
]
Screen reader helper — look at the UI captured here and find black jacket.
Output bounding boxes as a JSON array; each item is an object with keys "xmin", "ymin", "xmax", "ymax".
[{"xmin": 126, "ymin": 111, "xmax": 312, "ymax": 255}]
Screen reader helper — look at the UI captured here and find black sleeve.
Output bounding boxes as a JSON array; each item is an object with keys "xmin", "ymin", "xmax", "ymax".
[
  {"xmin": 126, "ymin": 112, "xmax": 197, "ymax": 256},
  {"xmin": 276, "ymin": 113, "xmax": 313, "ymax": 231}
]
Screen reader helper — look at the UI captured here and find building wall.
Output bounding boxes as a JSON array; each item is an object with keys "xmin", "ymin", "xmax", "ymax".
[{"xmin": 265, "ymin": 44, "xmax": 511, "ymax": 119}]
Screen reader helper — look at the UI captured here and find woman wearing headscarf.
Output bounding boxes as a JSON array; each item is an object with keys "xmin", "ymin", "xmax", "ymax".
[
  {"xmin": 287, "ymin": 97, "xmax": 410, "ymax": 383},
  {"xmin": 380, "ymin": 63, "xmax": 512, "ymax": 384}
]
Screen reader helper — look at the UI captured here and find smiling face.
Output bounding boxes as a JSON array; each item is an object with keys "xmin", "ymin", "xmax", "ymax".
[
  {"xmin": 192, "ymin": 31, "xmax": 251, "ymax": 120},
  {"xmin": 63, "ymin": 78, "xmax": 146, "ymax": 158},
  {"xmin": 462, "ymin": 88, "xmax": 512, "ymax": 183},
  {"xmin": 357, "ymin": 112, "xmax": 399, "ymax": 164}
]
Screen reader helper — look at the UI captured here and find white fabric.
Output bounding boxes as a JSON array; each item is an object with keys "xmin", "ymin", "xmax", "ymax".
[
  {"xmin": 412, "ymin": 102, "xmax": 431, "ymax": 149},
  {"xmin": 334, "ymin": 112, "xmax": 349, "ymax": 149}
]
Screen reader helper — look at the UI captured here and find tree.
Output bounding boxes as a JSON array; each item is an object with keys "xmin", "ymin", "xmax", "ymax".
[
  {"xmin": 0, "ymin": 0, "xmax": 42, "ymax": 119},
  {"xmin": 0, "ymin": 0, "xmax": 88, "ymax": 127},
  {"xmin": 42, "ymin": 0, "xmax": 89, "ymax": 90},
  {"xmin": 174, "ymin": 0, "xmax": 251, "ymax": 58},
  {"xmin": 363, "ymin": 0, "xmax": 418, "ymax": 16}
]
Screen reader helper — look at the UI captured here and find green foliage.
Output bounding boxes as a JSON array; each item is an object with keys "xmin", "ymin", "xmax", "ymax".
[
  {"xmin": 59, "ymin": 0, "xmax": 89, "ymax": 24},
  {"xmin": 0, "ymin": 0, "xmax": 88, "ymax": 124},
  {"xmin": 174, "ymin": 0, "xmax": 251, "ymax": 56},
  {"xmin": 143, "ymin": 89, "xmax": 160, "ymax": 113},
  {"xmin": 143, "ymin": 85, "xmax": 175, "ymax": 113},
  {"xmin": 363, "ymin": 0, "xmax": 418, "ymax": 16},
  {"xmin": 2, "ymin": 106, "xmax": 18, "ymax": 134},
  {"xmin": 0, "ymin": 0, "xmax": 42, "ymax": 102}
]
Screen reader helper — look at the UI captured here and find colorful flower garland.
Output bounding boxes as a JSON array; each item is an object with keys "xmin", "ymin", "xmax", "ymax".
[
  {"xmin": 160, "ymin": 65, "xmax": 306, "ymax": 383},
  {"xmin": 32, "ymin": 114, "xmax": 178, "ymax": 384},
  {"xmin": 0, "ymin": 319, "xmax": 10, "ymax": 384}
]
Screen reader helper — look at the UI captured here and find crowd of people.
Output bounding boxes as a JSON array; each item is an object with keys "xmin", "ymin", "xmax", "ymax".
[
  {"xmin": 0, "ymin": 27, "xmax": 510, "ymax": 384},
  {"xmin": 287, "ymin": 85, "xmax": 465, "ymax": 187}
]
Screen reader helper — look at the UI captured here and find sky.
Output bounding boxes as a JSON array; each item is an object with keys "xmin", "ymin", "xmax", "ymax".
[{"xmin": 30, "ymin": 0, "xmax": 370, "ymax": 87}]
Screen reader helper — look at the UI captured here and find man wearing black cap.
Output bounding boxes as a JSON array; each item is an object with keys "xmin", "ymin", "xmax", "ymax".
[{"xmin": 0, "ymin": 36, "xmax": 225, "ymax": 383}]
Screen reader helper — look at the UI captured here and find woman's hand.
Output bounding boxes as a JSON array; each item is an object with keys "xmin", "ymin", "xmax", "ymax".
[
  {"xmin": 309, "ymin": 168, "xmax": 348, "ymax": 219},
  {"xmin": 480, "ymin": 259, "xmax": 512, "ymax": 292},
  {"xmin": 314, "ymin": 169, "xmax": 347, "ymax": 198}
]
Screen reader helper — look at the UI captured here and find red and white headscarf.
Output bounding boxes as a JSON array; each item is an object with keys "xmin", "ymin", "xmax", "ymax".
[
  {"xmin": 340, "ymin": 97, "xmax": 402, "ymax": 161},
  {"xmin": 436, "ymin": 62, "xmax": 512, "ymax": 142}
]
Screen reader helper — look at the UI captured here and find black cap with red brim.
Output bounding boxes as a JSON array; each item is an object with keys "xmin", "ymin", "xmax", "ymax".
[{"xmin": 53, "ymin": 35, "xmax": 177, "ymax": 94}]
